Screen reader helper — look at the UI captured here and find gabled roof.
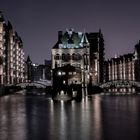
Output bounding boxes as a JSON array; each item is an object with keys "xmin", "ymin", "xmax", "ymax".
[
  {"xmin": 53, "ymin": 42, "xmax": 59, "ymax": 49},
  {"xmin": 52, "ymin": 29, "xmax": 90, "ymax": 49}
]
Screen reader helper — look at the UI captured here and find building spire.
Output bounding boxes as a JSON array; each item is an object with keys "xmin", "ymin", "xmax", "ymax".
[
  {"xmin": 26, "ymin": 55, "xmax": 32, "ymax": 64},
  {"xmin": 80, "ymin": 32, "xmax": 89, "ymax": 46}
]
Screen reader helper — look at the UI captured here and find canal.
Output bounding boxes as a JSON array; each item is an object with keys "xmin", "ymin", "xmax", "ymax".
[{"xmin": 0, "ymin": 94, "xmax": 140, "ymax": 140}]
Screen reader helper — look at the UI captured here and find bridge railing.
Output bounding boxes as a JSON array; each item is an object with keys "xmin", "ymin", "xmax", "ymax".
[
  {"xmin": 100, "ymin": 80, "xmax": 140, "ymax": 88},
  {"xmin": 15, "ymin": 81, "xmax": 49, "ymax": 88}
]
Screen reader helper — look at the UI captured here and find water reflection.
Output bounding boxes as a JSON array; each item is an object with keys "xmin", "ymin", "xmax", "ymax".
[
  {"xmin": 0, "ymin": 95, "xmax": 26, "ymax": 140},
  {"xmin": 101, "ymin": 96, "xmax": 140, "ymax": 140},
  {"xmin": 0, "ymin": 95, "xmax": 140, "ymax": 140},
  {"xmin": 46, "ymin": 96, "xmax": 103, "ymax": 140}
]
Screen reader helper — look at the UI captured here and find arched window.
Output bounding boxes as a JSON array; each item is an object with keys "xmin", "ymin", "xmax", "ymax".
[
  {"xmin": 72, "ymin": 53, "xmax": 76, "ymax": 60},
  {"xmin": 54, "ymin": 54, "xmax": 60, "ymax": 60},
  {"xmin": 62, "ymin": 53, "xmax": 71, "ymax": 61},
  {"xmin": 65, "ymin": 53, "xmax": 71, "ymax": 61},
  {"xmin": 72, "ymin": 53, "xmax": 82, "ymax": 60},
  {"xmin": 62, "ymin": 54, "xmax": 65, "ymax": 60}
]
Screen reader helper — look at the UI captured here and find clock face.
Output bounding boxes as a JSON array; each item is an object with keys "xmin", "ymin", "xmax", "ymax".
[{"xmin": 0, "ymin": 56, "xmax": 3, "ymax": 65}]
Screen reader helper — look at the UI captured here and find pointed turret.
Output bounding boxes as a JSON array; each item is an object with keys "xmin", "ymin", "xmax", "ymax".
[
  {"xmin": 26, "ymin": 55, "xmax": 32, "ymax": 64},
  {"xmin": 80, "ymin": 32, "xmax": 89, "ymax": 47},
  {"xmin": 26, "ymin": 55, "xmax": 32, "ymax": 82}
]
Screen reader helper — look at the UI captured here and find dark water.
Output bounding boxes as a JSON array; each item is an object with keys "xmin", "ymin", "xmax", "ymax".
[{"xmin": 0, "ymin": 94, "xmax": 140, "ymax": 140}]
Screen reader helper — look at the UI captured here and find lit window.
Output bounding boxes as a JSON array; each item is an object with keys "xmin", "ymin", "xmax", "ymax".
[
  {"xmin": 73, "ymin": 72, "xmax": 76, "ymax": 75},
  {"xmin": 62, "ymin": 72, "xmax": 66, "ymax": 75},
  {"xmin": 58, "ymin": 71, "xmax": 62, "ymax": 76},
  {"xmin": 69, "ymin": 72, "xmax": 72, "ymax": 75}
]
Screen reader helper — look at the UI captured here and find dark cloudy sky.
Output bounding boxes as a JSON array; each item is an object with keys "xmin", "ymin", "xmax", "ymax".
[{"xmin": 1, "ymin": 0, "xmax": 140, "ymax": 63}]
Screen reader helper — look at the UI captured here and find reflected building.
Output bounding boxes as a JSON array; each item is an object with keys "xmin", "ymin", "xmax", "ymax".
[{"xmin": 0, "ymin": 12, "xmax": 25, "ymax": 85}]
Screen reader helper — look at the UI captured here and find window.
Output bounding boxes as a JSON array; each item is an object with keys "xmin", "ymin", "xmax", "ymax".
[
  {"xmin": 62, "ymin": 72, "xmax": 66, "ymax": 75},
  {"xmin": 72, "ymin": 53, "xmax": 82, "ymax": 60},
  {"xmin": 55, "ymin": 54, "xmax": 60, "ymax": 60},
  {"xmin": 58, "ymin": 71, "xmax": 62, "ymax": 76},
  {"xmin": 69, "ymin": 72, "xmax": 72, "ymax": 75},
  {"xmin": 62, "ymin": 53, "xmax": 71, "ymax": 61}
]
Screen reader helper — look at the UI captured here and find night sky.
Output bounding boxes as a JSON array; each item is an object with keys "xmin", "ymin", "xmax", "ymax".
[{"xmin": 1, "ymin": 0, "xmax": 140, "ymax": 64}]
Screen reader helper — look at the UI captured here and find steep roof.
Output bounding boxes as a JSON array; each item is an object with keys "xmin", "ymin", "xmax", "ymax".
[
  {"xmin": 52, "ymin": 29, "xmax": 89, "ymax": 49},
  {"xmin": 80, "ymin": 33, "xmax": 89, "ymax": 46}
]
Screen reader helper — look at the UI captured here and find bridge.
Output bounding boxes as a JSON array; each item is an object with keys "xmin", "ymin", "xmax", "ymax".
[
  {"xmin": 99, "ymin": 80, "xmax": 140, "ymax": 93},
  {"xmin": 15, "ymin": 80, "xmax": 51, "ymax": 89}
]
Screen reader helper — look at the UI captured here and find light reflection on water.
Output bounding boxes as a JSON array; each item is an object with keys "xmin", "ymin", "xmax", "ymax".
[
  {"xmin": 0, "ymin": 94, "xmax": 140, "ymax": 140},
  {"xmin": 0, "ymin": 95, "xmax": 27, "ymax": 140}
]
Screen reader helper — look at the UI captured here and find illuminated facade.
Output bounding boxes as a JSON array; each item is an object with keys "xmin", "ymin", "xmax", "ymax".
[
  {"xmin": 0, "ymin": 12, "xmax": 25, "ymax": 85},
  {"xmin": 104, "ymin": 54, "xmax": 135, "ymax": 82},
  {"xmin": 104, "ymin": 41, "xmax": 140, "ymax": 83},
  {"xmin": 52, "ymin": 29, "xmax": 104, "ymax": 90}
]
